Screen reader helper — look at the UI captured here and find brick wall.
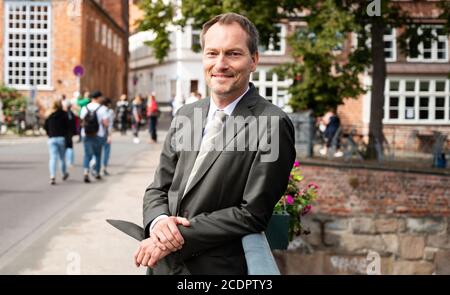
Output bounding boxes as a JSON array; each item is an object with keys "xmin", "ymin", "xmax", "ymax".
[
  {"xmin": 81, "ymin": 0, "xmax": 128, "ymax": 101},
  {"xmin": 129, "ymin": 0, "xmax": 144, "ymax": 33},
  {"xmin": 338, "ymin": 96, "xmax": 364, "ymax": 128},
  {"xmin": 273, "ymin": 163, "xmax": 450, "ymax": 274},
  {"xmin": 301, "ymin": 164, "xmax": 449, "ymax": 216},
  {"xmin": 99, "ymin": 0, "xmax": 127, "ymax": 30}
]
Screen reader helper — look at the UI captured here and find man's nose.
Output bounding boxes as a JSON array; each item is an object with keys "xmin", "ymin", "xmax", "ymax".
[{"xmin": 214, "ymin": 53, "xmax": 229, "ymax": 71}]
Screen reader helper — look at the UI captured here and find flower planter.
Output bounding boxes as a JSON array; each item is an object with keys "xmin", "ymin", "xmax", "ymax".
[{"xmin": 265, "ymin": 213, "xmax": 290, "ymax": 250}]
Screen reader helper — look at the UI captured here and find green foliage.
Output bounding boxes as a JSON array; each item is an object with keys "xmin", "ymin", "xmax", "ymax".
[
  {"xmin": 279, "ymin": 0, "xmax": 366, "ymax": 115},
  {"xmin": 0, "ymin": 84, "xmax": 26, "ymax": 122},
  {"xmin": 136, "ymin": 0, "xmax": 174, "ymax": 62}
]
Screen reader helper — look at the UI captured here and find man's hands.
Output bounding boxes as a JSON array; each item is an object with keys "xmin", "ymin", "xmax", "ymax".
[
  {"xmin": 133, "ymin": 216, "xmax": 190, "ymax": 268},
  {"xmin": 133, "ymin": 238, "xmax": 171, "ymax": 268},
  {"xmin": 151, "ymin": 216, "xmax": 190, "ymax": 252}
]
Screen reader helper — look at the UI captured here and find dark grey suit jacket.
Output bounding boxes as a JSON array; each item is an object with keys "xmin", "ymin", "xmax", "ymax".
[{"xmin": 143, "ymin": 84, "xmax": 295, "ymax": 275}]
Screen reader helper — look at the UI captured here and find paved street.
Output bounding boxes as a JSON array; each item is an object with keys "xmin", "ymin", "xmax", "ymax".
[{"xmin": 0, "ymin": 116, "xmax": 171, "ymax": 274}]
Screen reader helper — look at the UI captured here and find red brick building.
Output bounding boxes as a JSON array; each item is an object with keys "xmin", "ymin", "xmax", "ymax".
[{"xmin": 0, "ymin": 0, "xmax": 129, "ymax": 114}]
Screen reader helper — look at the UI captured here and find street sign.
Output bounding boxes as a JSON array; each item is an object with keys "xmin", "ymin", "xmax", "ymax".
[{"xmin": 73, "ymin": 65, "xmax": 84, "ymax": 77}]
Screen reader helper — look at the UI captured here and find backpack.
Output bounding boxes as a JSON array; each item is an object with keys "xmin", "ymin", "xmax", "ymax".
[{"xmin": 83, "ymin": 105, "xmax": 101, "ymax": 136}]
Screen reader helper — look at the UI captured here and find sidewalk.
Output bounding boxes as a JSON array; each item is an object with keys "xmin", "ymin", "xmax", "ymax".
[
  {"xmin": 1, "ymin": 131, "xmax": 167, "ymax": 275},
  {"xmin": 0, "ymin": 133, "xmax": 46, "ymax": 146}
]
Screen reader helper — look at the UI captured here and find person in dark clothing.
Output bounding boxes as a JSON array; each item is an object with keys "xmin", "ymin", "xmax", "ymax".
[
  {"xmin": 146, "ymin": 93, "xmax": 159, "ymax": 143},
  {"xmin": 116, "ymin": 94, "xmax": 129, "ymax": 135},
  {"xmin": 62, "ymin": 96, "xmax": 77, "ymax": 167},
  {"xmin": 319, "ymin": 108, "xmax": 343, "ymax": 157},
  {"xmin": 44, "ymin": 99, "xmax": 70, "ymax": 185}
]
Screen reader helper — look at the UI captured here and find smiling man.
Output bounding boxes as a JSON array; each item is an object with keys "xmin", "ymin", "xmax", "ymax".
[{"xmin": 134, "ymin": 13, "xmax": 296, "ymax": 275}]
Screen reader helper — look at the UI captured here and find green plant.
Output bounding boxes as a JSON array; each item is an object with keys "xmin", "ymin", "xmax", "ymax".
[
  {"xmin": 273, "ymin": 160, "xmax": 318, "ymax": 241},
  {"xmin": 0, "ymin": 84, "xmax": 26, "ymax": 124}
]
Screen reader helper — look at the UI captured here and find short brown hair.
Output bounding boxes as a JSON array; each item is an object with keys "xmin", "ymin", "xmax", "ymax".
[{"xmin": 200, "ymin": 13, "xmax": 259, "ymax": 55}]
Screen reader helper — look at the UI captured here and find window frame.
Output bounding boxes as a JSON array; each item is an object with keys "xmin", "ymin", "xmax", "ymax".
[
  {"xmin": 384, "ymin": 27, "xmax": 397, "ymax": 62},
  {"xmin": 259, "ymin": 24, "xmax": 286, "ymax": 55},
  {"xmin": 4, "ymin": 0, "xmax": 53, "ymax": 90},
  {"xmin": 384, "ymin": 77, "xmax": 450, "ymax": 125},
  {"xmin": 406, "ymin": 25, "xmax": 449, "ymax": 63},
  {"xmin": 250, "ymin": 68, "xmax": 292, "ymax": 109}
]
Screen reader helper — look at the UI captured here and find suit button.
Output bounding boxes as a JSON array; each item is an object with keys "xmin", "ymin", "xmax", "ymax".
[{"xmin": 192, "ymin": 252, "xmax": 200, "ymax": 257}]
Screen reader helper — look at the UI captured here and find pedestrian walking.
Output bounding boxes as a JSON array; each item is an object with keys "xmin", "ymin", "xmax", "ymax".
[
  {"xmin": 146, "ymin": 92, "xmax": 159, "ymax": 143},
  {"xmin": 319, "ymin": 107, "xmax": 343, "ymax": 157},
  {"xmin": 61, "ymin": 95, "xmax": 77, "ymax": 168},
  {"xmin": 131, "ymin": 95, "xmax": 143, "ymax": 144},
  {"xmin": 44, "ymin": 99, "xmax": 70, "ymax": 185},
  {"xmin": 79, "ymin": 91, "xmax": 109, "ymax": 183},
  {"xmin": 102, "ymin": 97, "xmax": 115, "ymax": 175},
  {"xmin": 116, "ymin": 94, "xmax": 129, "ymax": 135}
]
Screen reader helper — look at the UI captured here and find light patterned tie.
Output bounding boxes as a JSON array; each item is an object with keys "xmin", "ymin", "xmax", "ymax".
[{"xmin": 183, "ymin": 110, "xmax": 227, "ymax": 195}]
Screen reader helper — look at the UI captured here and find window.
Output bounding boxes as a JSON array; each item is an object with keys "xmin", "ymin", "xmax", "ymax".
[
  {"xmin": 107, "ymin": 28, "xmax": 112, "ymax": 49},
  {"xmin": 117, "ymin": 38, "xmax": 122, "ymax": 56},
  {"xmin": 408, "ymin": 26, "xmax": 448, "ymax": 62},
  {"xmin": 4, "ymin": 1, "xmax": 51, "ymax": 89},
  {"xmin": 191, "ymin": 29, "xmax": 200, "ymax": 49},
  {"xmin": 250, "ymin": 68, "xmax": 292, "ymax": 110},
  {"xmin": 384, "ymin": 27, "xmax": 397, "ymax": 62},
  {"xmin": 258, "ymin": 24, "xmax": 286, "ymax": 55},
  {"xmin": 95, "ymin": 19, "xmax": 100, "ymax": 43},
  {"xmin": 102, "ymin": 24, "xmax": 107, "ymax": 46},
  {"xmin": 384, "ymin": 78, "xmax": 450, "ymax": 124},
  {"xmin": 359, "ymin": 26, "xmax": 397, "ymax": 62}
]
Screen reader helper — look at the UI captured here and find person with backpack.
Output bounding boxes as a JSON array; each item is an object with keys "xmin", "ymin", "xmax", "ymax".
[{"xmin": 79, "ymin": 91, "xmax": 109, "ymax": 183}]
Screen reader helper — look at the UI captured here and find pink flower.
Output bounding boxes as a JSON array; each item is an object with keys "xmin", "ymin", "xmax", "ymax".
[
  {"xmin": 289, "ymin": 175, "xmax": 292, "ymax": 180},
  {"xmin": 301, "ymin": 205, "xmax": 312, "ymax": 216},
  {"xmin": 285, "ymin": 195, "xmax": 294, "ymax": 205},
  {"xmin": 293, "ymin": 161, "xmax": 300, "ymax": 167},
  {"xmin": 308, "ymin": 182, "xmax": 319, "ymax": 190}
]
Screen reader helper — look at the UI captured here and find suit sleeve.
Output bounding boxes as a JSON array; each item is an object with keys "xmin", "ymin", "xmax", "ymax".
[
  {"xmin": 142, "ymin": 118, "xmax": 178, "ymax": 236},
  {"xmin": 177, "ymin": 115, "xmax": 296, "ymax": 259}
]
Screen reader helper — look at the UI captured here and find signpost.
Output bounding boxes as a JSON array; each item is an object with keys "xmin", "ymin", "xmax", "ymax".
[{"xmin": 73, "ymin": 65, "xmax": 84, "ymax": 93}]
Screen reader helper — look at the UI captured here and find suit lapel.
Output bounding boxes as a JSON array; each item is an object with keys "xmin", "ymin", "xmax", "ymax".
[{"xmin": 180, "ymin": 86, "xmax": 258, "ymax": 202}]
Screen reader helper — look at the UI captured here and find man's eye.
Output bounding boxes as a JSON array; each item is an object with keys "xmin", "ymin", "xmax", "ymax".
[
  {"xmin": 206, "ymin": 52, "xmax": 217, "ymax": 56},
  {"xmin": 229, "ymin": 52, "xmax": 242, "ymax": 56}
]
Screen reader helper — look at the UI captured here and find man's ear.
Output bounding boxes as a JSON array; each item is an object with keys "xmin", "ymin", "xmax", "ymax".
[{"xmin": 250, "ymin": 52, "xmax": 259, "ymax": 72}]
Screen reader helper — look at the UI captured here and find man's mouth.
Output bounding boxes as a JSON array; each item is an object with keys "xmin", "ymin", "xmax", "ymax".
[{"xmin": 212, "ymin": 73, "xmax": 234, "ymax": 79}]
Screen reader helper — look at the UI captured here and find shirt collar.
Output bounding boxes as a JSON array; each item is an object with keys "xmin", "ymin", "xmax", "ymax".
[{"xmin": 207, "ymin": 86, "xmax": 250, "ymax": 121}]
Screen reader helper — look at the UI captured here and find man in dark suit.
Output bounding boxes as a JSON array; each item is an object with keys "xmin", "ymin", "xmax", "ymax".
[{"xmin": 134, "ymin": 12, "xmax": 296, "ymax": 275}]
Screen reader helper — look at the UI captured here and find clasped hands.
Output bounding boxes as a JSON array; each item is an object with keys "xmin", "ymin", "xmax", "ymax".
[{"xmin": 133, "ymin": 216, "xmax": 190, "ymax": 268}]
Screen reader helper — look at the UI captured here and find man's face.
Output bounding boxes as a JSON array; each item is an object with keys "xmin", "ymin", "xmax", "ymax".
[{"xmin": 203, "ymin": 22, "xmax": 259, "ymax": 101}]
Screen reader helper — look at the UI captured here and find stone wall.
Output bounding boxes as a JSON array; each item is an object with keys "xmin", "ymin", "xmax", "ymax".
[{"xmin": 273, "ymin": 163, "xmax": 450, "ymax": 274}]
